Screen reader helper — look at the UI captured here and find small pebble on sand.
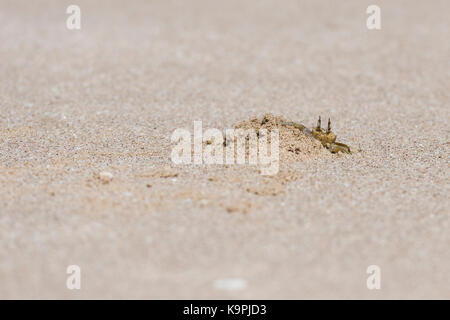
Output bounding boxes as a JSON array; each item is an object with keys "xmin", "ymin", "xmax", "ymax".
[{"xmin": 98, "ymin": 171, "xmax": 114, "ymax": 184}]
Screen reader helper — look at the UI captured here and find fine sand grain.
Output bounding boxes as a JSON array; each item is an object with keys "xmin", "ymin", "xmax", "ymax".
[{"xmin": 0, "ymin": 0, "xmax": 449, "ymax": 299}]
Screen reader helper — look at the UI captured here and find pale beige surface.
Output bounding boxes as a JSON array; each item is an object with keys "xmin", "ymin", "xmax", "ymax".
[{"xmin": 0, "ymin": 0, "xmax": 449, "ymax": 299}]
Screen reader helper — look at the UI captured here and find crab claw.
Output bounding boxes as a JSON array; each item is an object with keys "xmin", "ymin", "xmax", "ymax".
[{"xmin": 328, "ymin": 142, "xmax": 351, "ymax": 154}]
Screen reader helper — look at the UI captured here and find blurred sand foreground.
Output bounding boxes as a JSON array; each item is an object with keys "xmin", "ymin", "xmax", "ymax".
[{"xmin": 0, "ymin": 0, "xmax": 449, "ymax": 299}]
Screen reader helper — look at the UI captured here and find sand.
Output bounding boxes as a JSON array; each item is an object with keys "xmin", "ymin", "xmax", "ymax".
[{"xmin": 0, "ymin": 0, "xmax": 449, "ymax": 299}]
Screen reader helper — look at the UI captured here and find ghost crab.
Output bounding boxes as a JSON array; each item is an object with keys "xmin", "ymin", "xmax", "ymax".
[{"xmin": 282, "ymin": 116, "xmax": 351, "ymax": 154}]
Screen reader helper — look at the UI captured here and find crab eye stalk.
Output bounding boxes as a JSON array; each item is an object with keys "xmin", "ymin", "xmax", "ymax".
[
  {"xmin": 316, "ymin": 116, "xmax": 321, "ymax": 129},
  {"xmin": 327, "ymin": 118, "xmax": 331, "ymax": 133}
]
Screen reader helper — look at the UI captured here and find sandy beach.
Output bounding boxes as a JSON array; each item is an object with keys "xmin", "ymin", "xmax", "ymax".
[{"xmin": 0, "ymin": 0, "xmax": 449, "ymax": 299}]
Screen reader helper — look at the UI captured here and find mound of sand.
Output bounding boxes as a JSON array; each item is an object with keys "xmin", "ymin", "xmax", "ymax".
[{"xmin": 233, "ymin": 113, "xmax": 329, "ymax": 162}]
